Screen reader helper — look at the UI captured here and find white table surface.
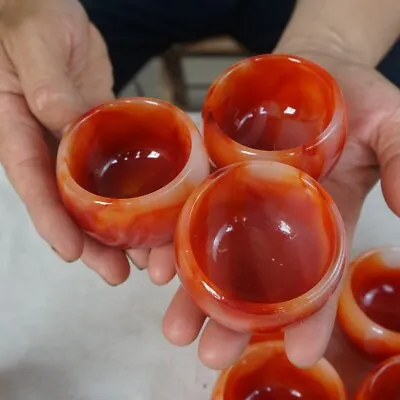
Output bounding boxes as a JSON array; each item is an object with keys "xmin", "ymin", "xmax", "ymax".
[{"xmin": 0, "ymin": 114, "xmax": 399, "ymax": 400}]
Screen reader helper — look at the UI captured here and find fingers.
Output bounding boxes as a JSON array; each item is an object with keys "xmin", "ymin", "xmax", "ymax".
[
  {"xmin": 1, "ymin": 98, "xmax": 129, "ymax": 283},
  {"xmin": 5, "ymin": 20, "xmax": 114, "ymax": 135},
  {"xmin": 82, "ymin": 235, "xmax": 130, "ymax": 285},
  {"xmin": 148, "ymin": 244, "xmax": 176, "ymax": 285},
  {"xmin": 283, "ymin": 163, "xmax": 369, "ymax": 368},
  {"xmin": 163, "ymin": 286, "xmax": 250, "ymax": 370},
  {"xmin": 321, "ymin": 138, "xmax": 376, "ymax": 241},
  {"xmin": 126, "ymin": 249, "xmax": 150, "ymax": 270},
  {"xmin": 127, "ymin": 244, "xmax": 176, "ymax": 285},
  {"xmin": 74, "ymin": 25, "xmax": 114, "ymax": 106},
  {"xmin": 374, "ymin": 115, "xmax": 400, "ymax": 216},
  {"xmin": 284, "ymin": 288, "xmax": 340, "ymax": 368},
  {"xmin": 162, "ymin": 286, "xmax": 206, "ymax": 346},
  {"xmin": 283, "ymin": 149, "xmax": 372, "ymax": 368},
  {"xmin": 5, "ymin": 30, "xmax": 87, "ymax": 135},
  {"xmin": 198, "ymin": 320, "xmax": 251, "ymax": 370},
  {"xmin": 0, "ymin": 94, "xmax": 84, "ymax": 261}
]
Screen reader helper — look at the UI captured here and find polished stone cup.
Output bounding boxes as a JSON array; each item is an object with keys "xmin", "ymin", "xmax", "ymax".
[
  {"xmin": 212, "ymin": 340, "xmax": 347, "ymax": 399},
  {"xmin": 57, "ymin": 98, "xmax": 210, "ymax": 249},
  {"xmin": 202, "ymin": 54, "xmax": 347, "ymax": 179},
  {"xmin": 175, "ymin": 160, "xmax": 346, "ymax": 333},
  {"xmin": 355, "ymin": 355, "xmax": 400, "ymax": 400},
  {"xmin": 338, "ymin": 247, "xmax": 400, "ymax": 360}
]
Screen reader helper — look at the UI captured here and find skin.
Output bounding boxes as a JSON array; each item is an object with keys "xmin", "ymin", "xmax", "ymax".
[{"xmin": 0, "ymin": 0, "xmax": 399, "ymax": 370}]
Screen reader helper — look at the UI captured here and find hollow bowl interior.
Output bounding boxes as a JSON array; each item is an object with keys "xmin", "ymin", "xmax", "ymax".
[
  {"xmin": 188, "ymin": 162, "xmax": 339, "ymax": 305},
  {"xmin": 219, "ymin": 341, "xmax": 345, "ymax": 400},
  {"xmin": 355, "ymin": 355, "xmax": 400, "ymax": 400},
  {"xmin": 205, "ymin": 55, "xmax": 336, "ymax": 152},
  {"xmin": 66, "ymin": 100, "xmax": 192, "ymax": 199},
  {"xmin": 351, "ymin": 248, "xmax": 400, "ymax": 333}
]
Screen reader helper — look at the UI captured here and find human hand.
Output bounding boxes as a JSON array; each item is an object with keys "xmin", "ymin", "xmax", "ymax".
[
  {"xmin": 154, "ymin": 53, "xmax": 400, "ymax": 370},
  {"xmin": 0, "ymin": 0, "xmax": 137, "ymax": 284}
]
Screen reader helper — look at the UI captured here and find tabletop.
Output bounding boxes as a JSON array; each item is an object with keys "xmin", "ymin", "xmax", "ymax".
[{"xmin": 0, "ymin": 113, "xmax": 399, "ymax": 400}]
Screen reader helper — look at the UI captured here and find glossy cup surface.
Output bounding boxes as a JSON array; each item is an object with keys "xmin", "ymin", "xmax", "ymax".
[
  {"xmin": 202, "ymin": 54, "xmax": 346, "ymax": 179},
  {"xmin": 212, "ymin": 341, "xmax": 347, "ymax": 400},
  {"xmin": 57, "ymin": 98, "xmax": 210, "ymax": 249},
  {"xmin": 355, "ymin": 355, "xmax": 400, "ymax": 400},
  {"xmin": 338, "ymin": 247, "xmax": 400, "ymax": 360},
  {"xmin": 175, "ymin": 161, "xmax": 346, "ymax": 332}
]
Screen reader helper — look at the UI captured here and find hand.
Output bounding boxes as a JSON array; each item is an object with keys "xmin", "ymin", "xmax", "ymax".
[
  {"xmin": 154, "ymin": 54, "xmax": 400, "ymax": 370},
  {"xmin": 0, "ymin": 0, "xmax": 134, "ymax": 284}
]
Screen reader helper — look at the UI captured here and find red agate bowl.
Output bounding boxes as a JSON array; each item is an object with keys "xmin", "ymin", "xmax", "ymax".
[
  {"xmin": 57, "ymin": 98, "xmax": 210, "ymax": 249},
  {"xmin": 202, "ymin": 54, "xmax": 346, "ymax": 179},
  {"xmin": 212, "ymin": 340, "xmax": 347, "ymax": 400},
  {"xmin": 175, "ymin": 161, "xmax": 346, "ymax": 332},
  {"xmin": 354, "ymin": 355, "xmax": 400, "ymax": 400},
  {"xmin": 338, "ymin": 247, "xmax": 400, "ymax": 360}
]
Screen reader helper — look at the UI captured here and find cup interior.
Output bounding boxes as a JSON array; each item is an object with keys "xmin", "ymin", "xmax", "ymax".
[
  {"xmin": 222, "ymin": 342, "xmax": 342, "ymax": 400},
  {"xmin": 358, "ymin": 356, "xmax": 400, "ymax": 399},
  {"xmin": 66, "ymin": 99, "xmax": 191, "ymax": 199},
  {"xmin": 188, "ymin": 163, "xmax": 339, "ymax": 304},
  {"xmin": 206, "ymin": 55, "xmax": 336, "ymax": 151},
  {"xmin": 351, "ymin": 248, "xmax": 400, "ymax": 333}
]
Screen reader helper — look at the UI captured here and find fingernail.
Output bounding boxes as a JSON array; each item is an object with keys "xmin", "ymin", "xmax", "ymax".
[
  {"xmin": 51, "ymin": 246, "xmax": 74, "ymax": 263},
  {"xmin": 104, "ymin": 278, "xmax": 119, "ymax": 287},
  {"xmin": 94, "ymin": 271, "xmax": 119, "ymax": 287},
  {"xmin": 127, "ymin": 256, "xmax": 146, "ymax": 271}
]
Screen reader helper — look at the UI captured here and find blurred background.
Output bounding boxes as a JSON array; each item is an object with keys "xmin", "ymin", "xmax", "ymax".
[{"xmin": 120, "ymin": 37, "xmax": 247, "ymax": 111}]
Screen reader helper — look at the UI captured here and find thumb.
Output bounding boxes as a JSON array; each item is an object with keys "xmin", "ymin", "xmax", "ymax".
[
  {"xmin": 285, "ymin": 286, "xmax": 341, "ymax": 368},
  {"xmin": 10, "ymin": 32, "xmax": 87, "ymax": 135},
  {"xmin": 375, "ymin": 113, "xmax": 400, "ymax": 216},
  {"xmin": 283, "ymin": 158, "xmax": 371, "ymax": 368}
]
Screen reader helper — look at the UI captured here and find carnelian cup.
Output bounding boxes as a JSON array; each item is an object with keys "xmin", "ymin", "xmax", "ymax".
[
  {"xmin": 212, "ymin": 341, "xmax": 347, "ymax": 399},
  {"xmin": 202, "ymin": 54, "xmax": 346, "ymax": 179},
  {"xmin": 355, "ymin": 355, "xmax": 400, "ymax": 400},
  {"xmin": 338, "ymin": 247, "xmax": 400, "ymax": 360},
  {"xmin": 57, "ymin": 98, "xmax": 210, "ymax": 249},
  {"xmin": 175, "ymin": 161, "xmax": 346, "ymax": 332}
]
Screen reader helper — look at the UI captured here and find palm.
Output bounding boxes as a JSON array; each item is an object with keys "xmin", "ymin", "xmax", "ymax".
[
  {"xmin": 0, "ymin": 1, "xmax": 127, "ymax": 284},
  {"xmin": 322, "ymin": 61, "xmax": 400, "ymax": 238},
  {"xmin": 0, "ymin": 2, "xmax": 112, "ymax": 132},
  {"xmin": 161, "ymin": 58, "xmax": 400, "ymax": 371}
]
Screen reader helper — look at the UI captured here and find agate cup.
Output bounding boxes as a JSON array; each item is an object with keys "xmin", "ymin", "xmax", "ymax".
[
  {"xmin": 57, "ymin": 98, "xmax": 210, "ymax": 249},
  {"xmin": 202, "ymin": 54, "xmax": 346, "ymax": 179},
  {"xmin": 338, "ymin": 247, "xmax": 400, "ymax": 360},
  {"xmin": 212, "ymin": 341, "xmax": 347, "ymax": 400},
  {"xmin": 175, "ymin": 161, "xmax": 346, "ymax": 332}
]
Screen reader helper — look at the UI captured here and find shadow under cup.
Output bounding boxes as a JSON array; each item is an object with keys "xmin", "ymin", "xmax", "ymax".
[
  {"xmin": 57, "ymin": 98, "xmax": 209, "ymax": 249},
  {"xmin": 202, "ymin": 54, "xmax": 346, "ymax": 179},
  {"xmin": 175, "ymin": 161, "xmax": 346, "ymax": 332}
]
